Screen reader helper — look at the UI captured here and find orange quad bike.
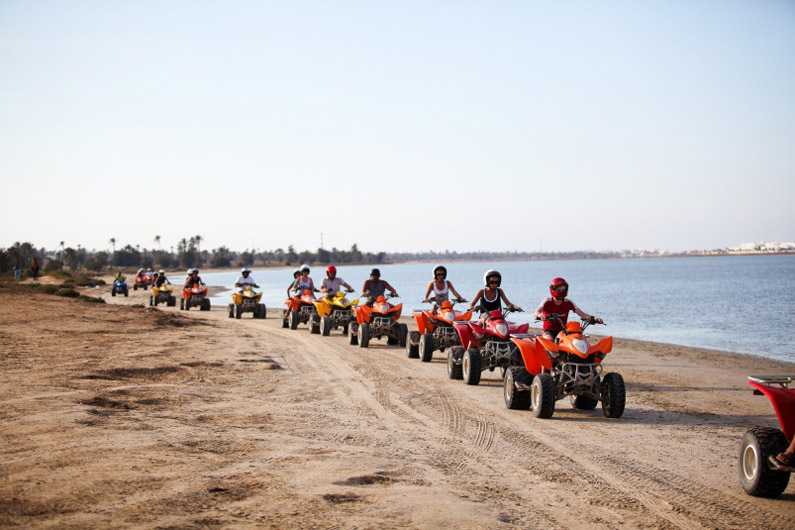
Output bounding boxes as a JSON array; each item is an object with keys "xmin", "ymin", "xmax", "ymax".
[
  {"xmin": 508, "ymin": 315, "xmax": 624, "ymax": 419},
  {"xmin": 739, "ymin": 375, "xmax": 795, "ymax": 498},
  {"xmin": 181, "ymin": 283, "xmax": 210, "ymax": 311},
  {"xmin": 133, "ymin": 275, "xmax": 148, "ymax": 291},
  {"xmin": 349, "ymin": 295, "xmax": 407, "ymax": 348},
  {"xmin": 407, "ymin": 298, "xmax": 472, "ymax": 362},
  {"xmin": 285, "ymin": 289, "xmax": 321, "ymax": 332}
]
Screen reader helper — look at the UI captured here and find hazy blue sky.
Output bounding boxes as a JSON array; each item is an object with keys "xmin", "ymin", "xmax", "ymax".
[{"xmin": 1, "ymin": 1, "xmax": 793, "ymax": 254}]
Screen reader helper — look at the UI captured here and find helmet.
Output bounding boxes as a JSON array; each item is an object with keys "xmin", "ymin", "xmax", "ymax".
[
  {"xmin": 300, "ymin": 264, "xmax": 310, "ymax": 273},
  {"xmin": 432, "ymin": 265, "xmax": 447, "ymax": 279},
  {"xmin": 241, "ymin": 267, "xmax": 251, "ymax": 274},
  {"xmin": 138, "ymin": 268, "xmax": 144, "ymax": 273},
  {"xmin": 483, "ymin": 269, "xmax": 501, "ymax": 287},
  {"xmin": 159, "ymin": 270, "xmax": 165, "ymax": 275},
  {"xmin": 187, "ymin": 269, "xmax": 192, "ymax": 275},
  {"xmin": 293, "ymin": 268, "xmax": 301, "ymax": 278},
  {"xmin": 370, "ymin": 268, "xmax": 381, "ymax": 276},
  {"xmin": 193, "ymin": 268, "xmax": 199, "ymax": 274},
  {"xmin": 147, "ymin": 268, "xmax": 153, "ymax": 272},
  {"xmin": 326, "ymin": 265, "xmax": 337, "ymax": 276},
  {"xmin": 550, "ymin": 277, "xmax": 568, "ymax": 298}
]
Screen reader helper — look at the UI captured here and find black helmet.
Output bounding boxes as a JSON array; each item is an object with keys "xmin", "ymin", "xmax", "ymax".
[
  {"xmin": 432, "ymin": 265, "xmax": 447, "ymax": 279},
  {"xmin": 483, "ymin": 269, "xmax": 501, "ymax": 287}
]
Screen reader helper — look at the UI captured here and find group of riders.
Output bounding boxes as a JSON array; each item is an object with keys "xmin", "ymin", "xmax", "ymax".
[{"xmin": 132, "ymin": 264, "xmax": 604, "ymax": 338}]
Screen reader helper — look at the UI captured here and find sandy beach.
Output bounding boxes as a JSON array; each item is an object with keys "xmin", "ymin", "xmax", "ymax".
[{"xmin": 2, "ymin": 278, "xmax": 794, "ymax": 529}]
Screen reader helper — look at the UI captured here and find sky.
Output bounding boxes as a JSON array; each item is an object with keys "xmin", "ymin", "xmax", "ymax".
[{"xmin": 1, "ymin": 0, "xmax": 793, "ymax": 255}]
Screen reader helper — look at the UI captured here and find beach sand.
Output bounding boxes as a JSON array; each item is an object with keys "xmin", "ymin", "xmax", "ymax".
[{"xmin": 1, "ymin": 278, "xmax": 794, "ymax": 529}]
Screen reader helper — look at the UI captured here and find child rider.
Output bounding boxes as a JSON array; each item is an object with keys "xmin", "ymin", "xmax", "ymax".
[{"xmin": 534, "ymin": 277, "xmax": 603, "ymax": 341}]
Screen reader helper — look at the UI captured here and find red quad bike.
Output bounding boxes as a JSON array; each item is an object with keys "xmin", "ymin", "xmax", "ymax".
[
  {"xmin": 285, "ymin": 289, "xmax": 321, "ymax": 333},
  {"xmin": 507, "ymin": 315, "xmax": 624, "ymax": 419},
  {"xmin": 133, "ymin": 275, "xmax": 149, "ymax": 291},
  {"xmin": 739, "ymin": 375, "xmax": 795, "ymax": 498},
  {"xmin": 450, "ymin": 306, "xmax": 530, "ymax": 385},
  {"xmin": 180, "ymin": 284, "xmax": 211, "ymax": 311},
  {"xmin": 407, "ymin": 298, "xmax": 472, "ymax": 362},
  {"xmin": 349, "ymin": 295, "xmax": 407, "ymax": 348}
]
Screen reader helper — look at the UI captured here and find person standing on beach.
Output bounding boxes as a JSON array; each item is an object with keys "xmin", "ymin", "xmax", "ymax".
[
  {"xmin": 361, "ymin": 268, "xmax": 398, "ymax": 306},
  {"xmin": 534, "ymin": 277, "xmax": 603, "ymax": 341},
  {"xmin": 31, "ymin": 258, "xmax": 40, "ymax": 281}
]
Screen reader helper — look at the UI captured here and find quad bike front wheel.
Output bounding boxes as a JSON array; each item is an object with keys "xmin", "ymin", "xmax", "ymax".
[
  {"xmin": 235, "ymin": 304, "xmax": 243, "ymax": 319},
  {"xmin": 201, "ymin": 299, "xmax": 211, "ymax": 311},
  {"xmin": 398, "ymin": 323, "xmax": 408, "ymax": 348},
  {"xmin": 168, "ymin": 296, "xmax": 176, "ymax": 307},
  {"xmin": 740, "ymin": 427, "xmax": 790, "ymax": 498},
  {"xmin": 180, "ymin": 299, "xmax": 185, "ymax": 310},
  {"xmin": 358, "ymin": 322, "xmax": 370, "ymax": 348},
  {"xmin": 348, "ymin": 322, "xmax": 359, "ymax": 345},
  {"xmin": 320, "ymin": 316, "xmax": 332, "ymax": 336},
  {"xmin": 601, "ymin": 372, "xmax": 626, "ymax": 418},
  {"xmin": 289, "ymin": 310, "xmax": 300, "ymax": 330},
  {"xmin": 406, "ymin": 331, "xmax": 420, "ymax": 359},
  {"xmin": 228, "ymin": 304, "xmax": 234, "ymax": 318},
  {"xmin": 447, "ymin": 347, "xmax": 463, "ymax": 380},
  {"xmin": 463, "ymin": 348, "xmax": 482, "ymax": 385},
  {"xmin": 419, "ymin": 333, "xmax": 434, "ymax": 363},
  {"xmin": 310, "ymin": 314, "xmax": 321, "ymax": 334},
  {"xmin": 504, "ymin": 367, "xmax": 532, "ymax": 410},
  {"xmin": 531, "ymin": 373, "xmax": 555, "ymax": 418}
]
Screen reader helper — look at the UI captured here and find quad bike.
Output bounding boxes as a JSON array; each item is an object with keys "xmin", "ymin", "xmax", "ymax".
[
  {"xmin": 150, "ymin": 283, "xmax": 176, "ymax": 307},
  {"xmin": 739, "ymin": 375, "xmax": 795, "ymax": 498},
  {"xmin": 349, "ymin": 294, "xmax": 407, "ymax": 348},
  {"xmin": 450, "ymin": 306, "xmax": 530, "ymax": 384},
  {"xmin": 111, "ymin": 280, "xmax": 129, "ymax": 297},
  {"xmin": 313, "ymin": 290, "xmax": 358, "ymax": 336},
  {"xmin": 507, "ymin": 315, "xmax": 623, "ymax": 419},
  {"xmin": 407, "ymin": 298, "xmax": 471, "ymax": 362},
  {"xmin": 228, "ymin": 287, "xmax": 266, "ymax": 319},
  {"xmin": 181, "ymin": 283, "xmax": 211, "ymax": 311},
  {"xmin": 284, "ymin": 289, "xmax": 320, "ymax": 331},
  {"xmin": 133, "ymin": 276, "xmax": 148, "ymax": 291}
]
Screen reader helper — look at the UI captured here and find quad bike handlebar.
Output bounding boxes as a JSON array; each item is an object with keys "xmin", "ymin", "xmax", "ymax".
[
  {"xmin": 424, "ymin": 297, "xmax": 468, "ymax": 304},
  {"xmin": 471, "ymin": 304, "xmax": 521, "ymax": 315},
  {"xmin": 536, "ymin": 314, "xmax": 605, "ymax": 332}
]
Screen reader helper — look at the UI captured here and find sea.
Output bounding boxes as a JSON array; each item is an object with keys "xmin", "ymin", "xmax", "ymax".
[{"xmin": 202, "ymin": 254, "xmax": 795, "ymax": 363}]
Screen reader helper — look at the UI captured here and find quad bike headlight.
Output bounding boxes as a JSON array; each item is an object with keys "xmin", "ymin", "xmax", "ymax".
[
  {"xmin": 443, "ymin": 311, "xmax": 456, "ymax": 321},
  {"xmin": 572, "ymin": 338, "xmax": 589, "ymax": 355},
  {"xmin": 496, "ymin": 323, "xmax": 508, "ymax": 337}
]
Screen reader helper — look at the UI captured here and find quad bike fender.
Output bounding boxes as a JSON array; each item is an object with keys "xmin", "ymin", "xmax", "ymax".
[
  {"xmin": 392, "ymin": 303, "xmax": 403, "ymax": 320},
  {"xmin": 588, "ymin": 336, "xmax": 613, "ymax": 359},
  {"xmin": 354, "ymin": 305, "xmax": 370, "ymax": 324},
  {"xmin": 510, "ymin": 337, "xmax": 549, "ymax": 375},
  {"xmin": 315, "ymin": 300, "xmax": 329, "ymax": 317},
  {"xmin": 453, "ymin": 321, "xmax": 478, "ymax": 351},
  {"xmin": 512, "ymin": 322, "xmax": 530, "ymax": 334},
  {"xmin": 412, "ymin": 310, "xmax": 431, "ymax": 335},
  {"xmin": 749, "ymin": 380, "xmax": 795, "ymax": 442}
]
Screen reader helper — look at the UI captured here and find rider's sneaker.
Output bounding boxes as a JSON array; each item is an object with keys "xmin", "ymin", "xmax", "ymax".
[{"xmin": 768, "ymin": 453, "xmax": 795, "ymax": 472}]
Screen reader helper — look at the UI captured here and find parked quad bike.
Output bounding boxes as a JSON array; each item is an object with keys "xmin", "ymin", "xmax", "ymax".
[
  {"xmin": 450, "ymin": 306, "xmax": 530, "ymax": 385},
  {"xmin": 228, "ymin": 287, "xmax": 266, "ymax": 319},
  {"xmin": 133, "ymin": 276, "xmax": 149, "ymax": 291},
  {"xmin": 150, "ymin": 283, "xmax": 176, "ymax": 307},
  {"xmin": 739, "ymin": 375, "xmax": 795, "ymax": 498},
  {"xmin": 349, "ymin": 294, "xmax": 407, "ymax": 348},
  {"xmin": 111, "ymin": 280, "xmax": 129, "ymax": 297},
  {"xmin": 181, "ymin": 283, "xmax": 211, "ymax": 311},
  {"xmin": 507, "ymin": 315, "xmax": 624, "ymax": 419},
  {"xmin": 407, "ymin": 298, "xmax": 471, "ymax": 362},
  {"xmin": 284, "ymin": 289, "xmax": 320, "ymax": 332},
  {"xmin": 313, "ymin": 290, "xmax": 358, "ymax": 336}
]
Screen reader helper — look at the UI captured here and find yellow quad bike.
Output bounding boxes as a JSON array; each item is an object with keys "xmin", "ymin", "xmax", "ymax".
[
  {"xmin": 228, "ymin": 287, "xmax": 267, "ymax": 319},
  {"xmin": 150, "ymin": 283, "xmax": 176, "ymax": 307},
  {"xmin": 313, "ymin": 291, "xmax": 358, "ymax": 336}
]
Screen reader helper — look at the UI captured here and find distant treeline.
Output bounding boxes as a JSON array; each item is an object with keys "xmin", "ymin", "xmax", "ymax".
[
  {"xmin": 0, "ymin": 239, "xmax": 388, "ymax": 274},
  {"xmin": 384, "ymin": 250, "xmax": 627, "ymax": 262}
]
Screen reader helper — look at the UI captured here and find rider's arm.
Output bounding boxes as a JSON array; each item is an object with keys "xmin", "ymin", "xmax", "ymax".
[
  {"xmin": 573, "ymin": 304, "xmax": 603, "ymax": 324},
  {"xmin": 383, "ymin": 280, "xmax": 398, "ymax": 297},
  {"xmin": 534, "ymin": 299, "xmax": 547, "ymax": 320},
  {"xmin": 448, "ymin": 281, "xmax": 464, "ymax": 300},
  {"xmin": 361, "ymin": 280, "xmax": 370, "ymax": 295},
  {"xmin": 342, "ymin": 281, "xmax": 354, "ymax": 292},
  {"xmin": 499, "ymin": 289, "xmax": 522, "ymax": 311},
  {"xmin": 423, "ymin": 282, "xmax": 434, "ymax": 301},
  {"xmin": 469, "ymin": 290, "xmax": 483, "ymax": 310}
]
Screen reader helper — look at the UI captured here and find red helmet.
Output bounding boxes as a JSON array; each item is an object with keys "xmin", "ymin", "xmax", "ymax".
[
  {"xmin": 326, "ymin": 265, "xmax": 337, "ymax": 276},
  {"xmin": 550, "ymin": 277, "xmax": 568, "ymax": 298}
]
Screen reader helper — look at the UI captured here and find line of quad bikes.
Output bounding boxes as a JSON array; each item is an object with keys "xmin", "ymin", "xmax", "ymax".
[{"xmin": 115, "ymin": 277, "xmax": 795, "ymax": 499}]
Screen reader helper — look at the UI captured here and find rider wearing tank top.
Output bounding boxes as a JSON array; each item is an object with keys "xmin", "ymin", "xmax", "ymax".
[{"xmin": 361, "ymin": 268, "xmax": 398, "ymax": 306}]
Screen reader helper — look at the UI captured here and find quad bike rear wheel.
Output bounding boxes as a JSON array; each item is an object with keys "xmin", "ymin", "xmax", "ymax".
[
  {"xmin": 406, "ymin": 331, "xmax": 420, "ymax": 358},
  {"xmin": 739, "ymin": 427, "xmax": 790, "ymax": 498},
  {"xmin": 124, "ymin": 289, "xmax": 128, "ymax": 297},
  {"xmin": 447, "ymin": 347, "xmax": 463, "ymax": 380},
  {"xmin": 168, "ymin": 296, "xmax": 176, "ymax": 307},
  {"xmin": 358, "ymin": 322, "xmax": 370, "ymax": 348},
  {"xmin": 281, "ymin": 310, "xmax": 289, "ymax": 328},
  {"xmin": 228, "ymin": 304, "xmax": 234, "ymax": 318},
  {"xmin": 504, "ymin": 367, "xmax": 532, "ymax": 410},
  {"xmin": 463, "ymin": 348, "xmax": 482, "ymax": 385},
  {"xmin": 111, "ymin": 288, "xmax": 116, "ymax": 297},
  {"xmin": 531, "ymin": 373, "xmax": 555, "ymax": 418},
  {"xmin": 419, "ymin": 333, "xmax": 434, "ymax": 363},
  {"xmin": 134, "ymin": 284, "xmax": 138, "ymax": 291},
  {"xmin": 348, "ymin": 322, "xmax": 359, "ymax": 345},
  {"xmin": 180, "ymin": 299, "xmax": 185, "ymax": 310},
  {"xmin": 320, "ymin": 316, "xmax": 332, "ymax": 336},
  {"xmin": 601, "ymin": 372, "xmax": 626, "ymax": 418}
]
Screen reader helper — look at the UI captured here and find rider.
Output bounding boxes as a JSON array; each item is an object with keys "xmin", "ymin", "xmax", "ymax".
[
  {"xmin": 136, "ymin": 268, "xmax": 146, "ymax": 283},
  {"xmin": 533, "ymin": 277, "xmax": 603, "ymax": 341},
  {"xmin": 469, "ymin": 270, "xmax": 522, "ymax": 324},
  {"xmin": 184, "ymin": 268, "xmax": 203, "ymax": 289},
  {"xmin": 361, "ymin": 268, "xmax": 398, "ymax": 306},
  {"xmin": 423, "ymin": 264, "xmax": 465, "ymax": 312},
  {"xmin": 286, "ymin": 268, "xmax": 301, "ymax": 299},
  {"xmin": 235, "ymin": 267, "xmax": 259, "ymax": 292},
  {"xmin": 154, "ymin": 270, "xmax": 170, "ymax": 287},
  {"xmin": 294, "ymin": 264, "xmax": 316, "ymax": 295},
  {"xmin": 114, "ymin": 271, "xmax": 126, "ymax": 283},
  {"xmin": 320, "ymin": 265, "xmax": 354, "ymax": 297},
  {"xmin": 145, "ymin": 268, "xmax": 154, "ymax": 284}
]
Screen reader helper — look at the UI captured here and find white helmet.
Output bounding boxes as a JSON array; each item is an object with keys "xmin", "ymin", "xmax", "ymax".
[
  {"xmin": 483, "ymin": 269, "xmax": 501, "ymax": 287},
  {"xmin": 186, "ymin": 269, "xmax": 192, "ymax": 275},
  {"xmin": 241, "ymin": 267, "xmax": 251, "ymax": 274},
  {"xmin": 159, "ymin": 270, "xmax": 166, "ymax": 275},
  {"xmin": 432, "ymin": 264, "xmax": 447, "ymax": 279},
  {"xmin": 300, "ymin": 264, "xmax": 310, "ymax": 273}
]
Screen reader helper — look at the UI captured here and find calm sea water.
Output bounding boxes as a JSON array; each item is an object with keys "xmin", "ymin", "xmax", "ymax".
[{"xmin": 203, "ymin": 255, "xmax": 795, "ymax": 363}]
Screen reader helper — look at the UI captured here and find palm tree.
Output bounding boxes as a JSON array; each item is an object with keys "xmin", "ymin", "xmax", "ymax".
[
  {"xmin": 109, "ymin": 237, "xmax": 116, "ymax": 252},
  {"xmin": 194, "ymin": 235, "xmax": 203, "ymax": 254},
  {"xmin": 154, "ymin": 235, "xmax": 161, "ymax": 250}
]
